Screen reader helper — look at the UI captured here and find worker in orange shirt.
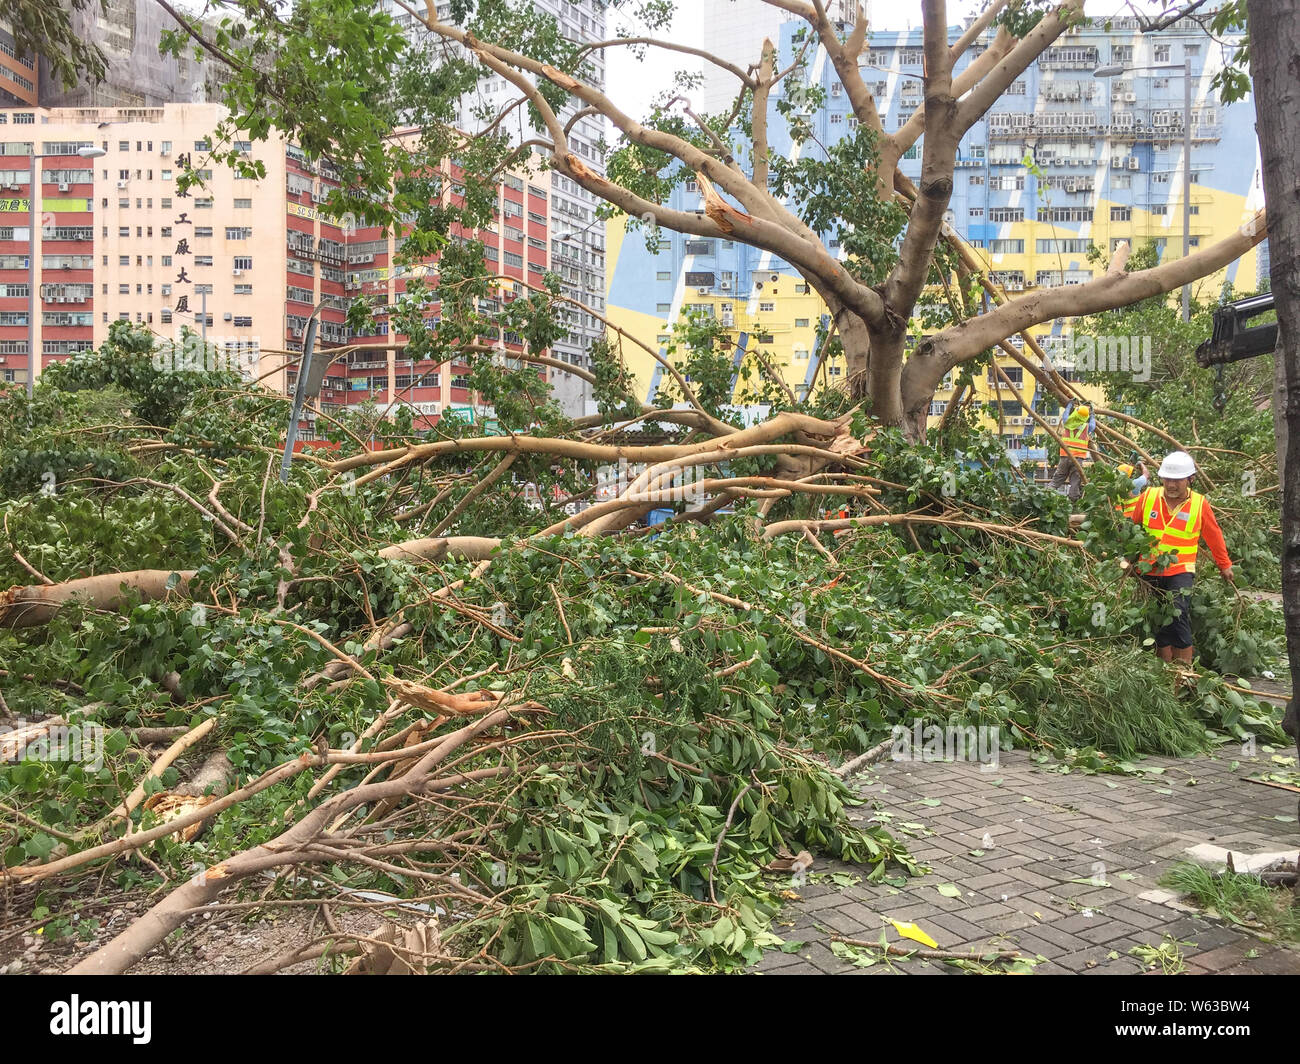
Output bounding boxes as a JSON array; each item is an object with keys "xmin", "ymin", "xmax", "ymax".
[{"xmin": 1121, "ymin": 451, "xmax": 1234, "ymax": 664}]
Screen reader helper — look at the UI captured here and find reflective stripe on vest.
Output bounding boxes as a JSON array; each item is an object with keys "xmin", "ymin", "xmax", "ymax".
[
  {"xmin": 1138, "ymin": 487, "xmax": 1205, "ymax": 575},
  {"xmin": 1061, "ymin": 424, "xmax": 1090, "ymax": 459}
]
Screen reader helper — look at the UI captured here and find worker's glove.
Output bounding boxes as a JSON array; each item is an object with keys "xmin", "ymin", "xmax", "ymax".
[{"xmin": 1221, "ymin": 566, "xmax": 1236, "ymax": 587}]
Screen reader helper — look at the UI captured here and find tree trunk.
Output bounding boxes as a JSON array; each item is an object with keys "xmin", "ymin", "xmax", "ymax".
[
  {"xmin": 1273, "ymin": 338, "xmax": 1288, "ymax": 487},
  {"xmin": 1248, "ymin": 0, "xmax": 1300, "ymax": 763},
  {"xmin": 833, "ymin": 308, "xmax": 875, "ymax": 405}
]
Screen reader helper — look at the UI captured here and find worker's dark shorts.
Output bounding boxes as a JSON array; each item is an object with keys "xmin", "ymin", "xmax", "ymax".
[{"xmin": 1141, "ymin": 572, "xmax": 1196, "ymax": 648}]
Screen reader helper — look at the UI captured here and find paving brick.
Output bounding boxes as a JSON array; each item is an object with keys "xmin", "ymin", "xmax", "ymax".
[
  {"xmin": 963, "ymin": 871, "xmax": 1017, "ymax": 892},
  {"xmin": 1229, "ymin": 949, "xmax": 1300, "ymax": 975},
  {"xmin": 974, "ymin": 853, "xmax": 1035, "ymax": 873},
  {"xmin": 1055, "ymin": 944, "xmax": 1125, "ymax": 972},
  {"xmin": 926, "ymin": 912, "xmax": 991, "ymax": 946},
  {"xmin": 816, "ymin": 908, "xmax": 876, "ymax": 935},
  {"xmin": 1185, "ymin": 941, "xmax": 1259, "ymax": 971},
  {"xmin": 1081, "ymin": 957, "xmax": 1147, "ymax": 975},
  {"xmin": 980, "ymin": 910, "xmax": 1041, "ymax": 934},
  {"xmin": 1074, "ymin": 919, "xmax": 1141, "ymax": 946},
  {"xmin": 1106, "ymin": 902, "xmax": 1184, "ymax": 931},
  {"xmin": 1052, "ymin": 912, "xmax": 1113, "ymax": 935}
]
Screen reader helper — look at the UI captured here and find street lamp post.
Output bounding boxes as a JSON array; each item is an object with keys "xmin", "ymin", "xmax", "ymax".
[
  {"xmin": 1094, "ymin": 59, "xmax": 1194, "ymax": 321},
  {"xmin": 26, "ymin": 144, "xmax": 106, "ymax": 398}
]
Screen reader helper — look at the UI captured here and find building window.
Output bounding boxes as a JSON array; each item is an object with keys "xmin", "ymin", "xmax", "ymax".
[{"xmin": 1111, "ymin": 206, "xmax": 1131, "ymax": 222}]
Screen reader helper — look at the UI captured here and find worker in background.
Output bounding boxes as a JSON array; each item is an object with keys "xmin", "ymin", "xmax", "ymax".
[
  {"xmin": 1050, "ymin": 400, "xmax": 1095, "ymax": 501},
  {"xmin": 1117, "ymin": 460, "xmax": 1148, "ymax": 495},
  {"xmin": 1121, "ymin": 450, "xmax": 1234, "ymax": 665}
]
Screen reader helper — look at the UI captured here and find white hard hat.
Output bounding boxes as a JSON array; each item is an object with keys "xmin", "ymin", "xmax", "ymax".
[{"xmin": 1157, "ymin": 451, "xmax": 1196, "ymax": 479}]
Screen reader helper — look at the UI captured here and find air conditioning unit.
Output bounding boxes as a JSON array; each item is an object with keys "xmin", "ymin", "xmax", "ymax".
[
  {"xmin": 232, "ymin": 269, "xmax": 243, "ymax": 276},
  {"xmin": 0, "ymin": 357, "xmax": 6, "ymax": 364},
  {"xmin": 1007, "ymin": 282, "xmax": 1024, "ymax": 291},
  {"xmin": 697, "ymin": 286, "xmax": 709, "ymax": 295},
  {"xmin": 1111, "ymin": 93, "xmax": 1121, "ymax": 102},
  {"xmin": 224, "ymin": 312, "xmax": 233, "ymax": 321},
  {"xmin": 160, "ymin": 147, "xmax": 170, "ymax": 156},
  {"xmin": 58, "ymin": 182, "xmax": 70, "ymax": 192},
  {"xmin": 719, "ymin": 281, "xmax": 732, "ymax": 291},
  {"xmin": 116, "ymin": 180, "xmax": 128, "ymax": 189},
  {"xmin": 1125, "ymin": 93, "xmax": 1137, "ymax": 103},
  {"xmin": 1128, "ymin": 157, "xmax": 1140, "ymax": 170}
]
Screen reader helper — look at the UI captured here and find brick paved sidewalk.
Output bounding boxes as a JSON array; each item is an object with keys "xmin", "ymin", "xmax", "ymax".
[{"xmin": 757, "ymin": 748, "xmax": 1300, "ymax": 975}]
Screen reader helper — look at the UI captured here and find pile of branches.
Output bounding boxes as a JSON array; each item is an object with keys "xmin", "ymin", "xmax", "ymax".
[{"xmin": 0, "ymin": 337, "xmax": 1287, "ymax": 973}]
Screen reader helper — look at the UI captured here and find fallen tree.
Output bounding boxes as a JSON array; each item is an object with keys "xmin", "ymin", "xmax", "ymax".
[{"xmin": 0, "ymin": 332, "xmax": 1288, "ymax": 973}]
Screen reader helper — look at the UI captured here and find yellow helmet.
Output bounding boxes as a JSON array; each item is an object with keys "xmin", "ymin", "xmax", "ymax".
[
  {"xmin": 1075, "ymin": 405, "xmax": 1090, "ymax": 419},
  {"xmin": 1117, "ymin": 463, "xmax": 1134, "ymax": 477}
]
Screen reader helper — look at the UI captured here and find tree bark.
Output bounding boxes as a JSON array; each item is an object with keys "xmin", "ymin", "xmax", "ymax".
[
  {"xmin": 1248, "ymin": 0, "xmax": 1300, "ymax": 761},
  {"xmin": 1273, "ymin": 337, "xmax": 1288, "ymax": 487},
  {"xmin": 0, "ymin": 570, "xmax": 194, "ymax": 629}
]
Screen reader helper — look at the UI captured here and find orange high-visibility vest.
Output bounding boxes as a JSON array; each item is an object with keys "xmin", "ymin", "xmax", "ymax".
[
  {"xmin": 1135, "ymin": 486, "xmax": 1206, "ymax": 575},
  {"xmin": 1061, "ymin": 422, "xmax": 1090, "ymax": 460}
]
